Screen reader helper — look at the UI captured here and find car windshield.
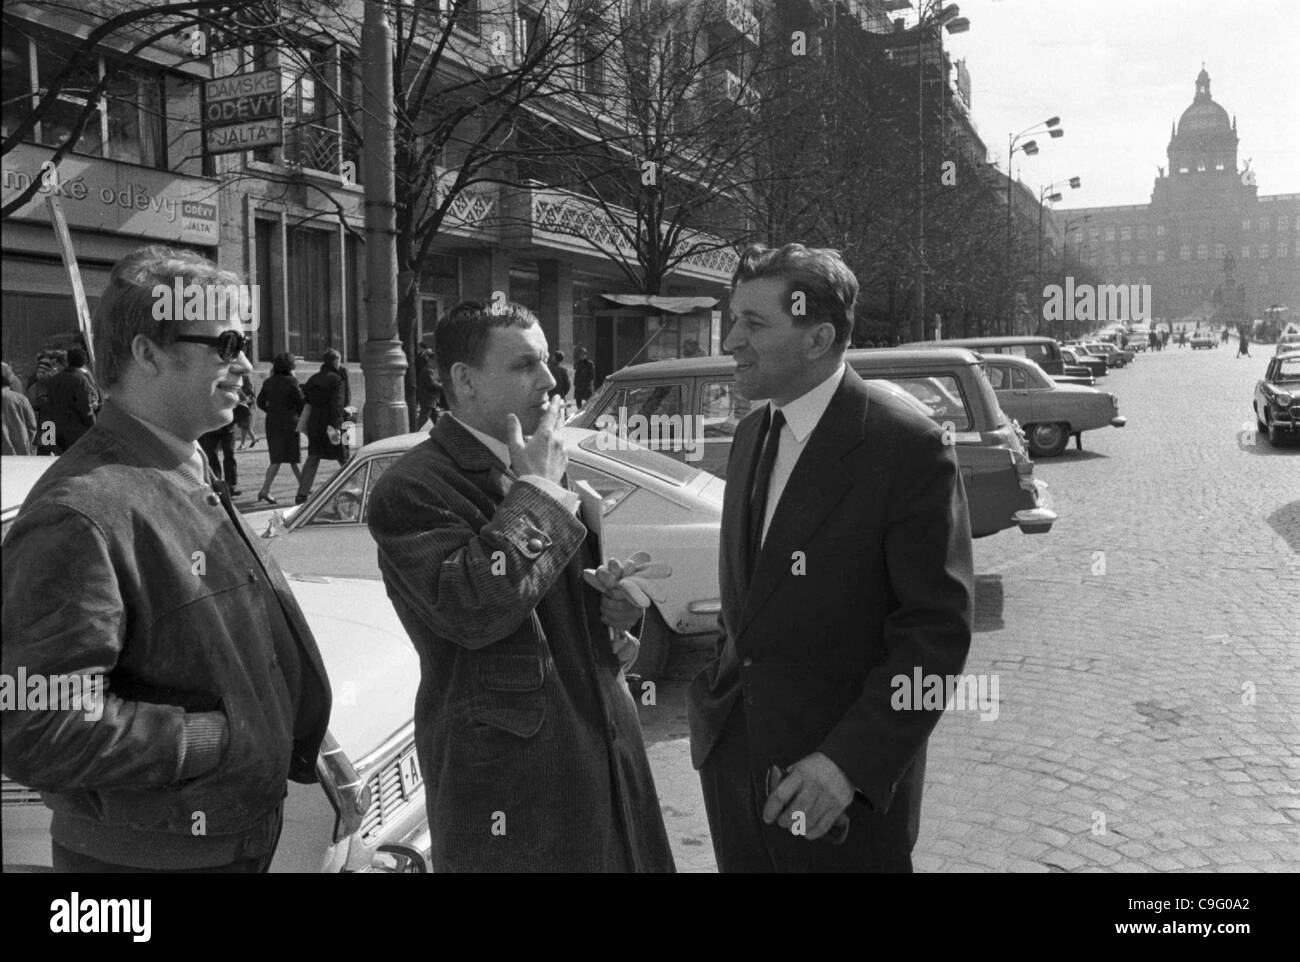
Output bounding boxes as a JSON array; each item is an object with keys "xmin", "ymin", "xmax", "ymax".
[{"xmin": 577, "ymin": 434, "xmax": 701, "ymax": 486}]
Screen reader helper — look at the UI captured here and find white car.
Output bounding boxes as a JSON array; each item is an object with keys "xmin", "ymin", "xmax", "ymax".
[
  {"xmin": 1275, "ymin": 332, "xmax": 1300, "ymax": 356},
  {"xmin": 248, "ymin": 425, "xmax": 725, "ymax": 679},
  {"xmin": 2, "ymin": 457, "xmax": 430, "ymax": 872}
]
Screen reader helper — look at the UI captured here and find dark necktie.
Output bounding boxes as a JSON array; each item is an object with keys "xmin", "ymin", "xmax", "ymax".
[{"xmin": 746, "ymin": 407, "xmax": 785, "ymax": 579}]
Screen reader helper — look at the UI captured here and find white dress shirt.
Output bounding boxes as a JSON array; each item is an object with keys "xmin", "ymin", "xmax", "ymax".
[
  {"xmin": 449, "ymin": 414, "xmax": 579, "ymax": 514},
  {"xmin": 758, "ymin": 361, "xmax": 847, "ymax": 545}
]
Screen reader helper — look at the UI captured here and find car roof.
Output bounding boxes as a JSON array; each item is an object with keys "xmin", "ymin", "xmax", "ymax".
[
  {"xmin": 605, "ymin": 347, "xmax": 983, "ymax": 382},
  {"xmin": 901, "ymin": 336, "xmax": 1059, "ymax": 348}
]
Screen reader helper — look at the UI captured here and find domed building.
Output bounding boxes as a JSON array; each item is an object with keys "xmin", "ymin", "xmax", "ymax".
[{"xmin": 1060, "ymin": 67, "xmax": 1297, "ymax": 329}]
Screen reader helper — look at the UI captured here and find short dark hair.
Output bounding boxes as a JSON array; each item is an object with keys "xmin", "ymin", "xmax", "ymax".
[
  {"xmin": 552, "ymin": 350, "xmax": 565, "ymax": 363},
  {"xmin": 322, "ymin": 348, "xmax": 341, "ymax": 370},
  {"xmin": 731, "ymin": 243, "xmax": 858, "ymax": 349},
  {"xmin": 94, "ymin": 246, "xmax": 240, "ymax": 387},
  {"xmin": 434, "ymin": 300, "xmax": 539, "ymax": 403},
  {"xmin": 66, "ymin": 346, "xmax": 86, "ymax": 369},
  {"xmin": 272, "ymin": 351, "xmax": 296, "ymax": 375}
]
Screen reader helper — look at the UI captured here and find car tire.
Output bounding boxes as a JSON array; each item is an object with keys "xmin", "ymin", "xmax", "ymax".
[
  {"xmin": 1027, "ymin": 422, "xmax": 1069, "ymax": 458},
  {"xmin": 631, "ymin": 608, "xmax": 676, "ymax": 682}
]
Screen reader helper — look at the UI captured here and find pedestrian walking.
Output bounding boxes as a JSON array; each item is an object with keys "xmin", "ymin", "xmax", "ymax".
[
  {"xmin": 44, "ymin": 345, "xmax": 97, "ymax": 452},
  {"xmin": 256, "ymin": 352, "xmax": 304, "ymax": 504},
  {"xmin": 1178, "ymin": 328, "xmax": 1187, "ymax": 348},
  {"xmin": 1236, "ymin": 323, "xmax": 1251, "ymax": 357},
  {"xmin": 234, "ymin": 373, "xmax": 258, "ymax": 448},
  {"xmin": 574, "ymin": 346, "xmax": 595, "ymax": 410},
  {"xmin": 294, "ymin": 349, "xmax": 349, "ymax": 505},
  {"xmin": 199, "ymin": 422, "xmax": 239, "ymax": 495},
  {"xmin": 1, "ymin": 245, "xmax": 330, "ymax": 873},
  {"xmin": 414, "ymin": 342, "xmax": 444, "ymax": 428},
  {"xmin": 2, "ymin": 362, "xmax": 38, "ymax": 456},
  {"xmin": 547, "ymin": 350, "xmax": 571, "ymax": 403}
]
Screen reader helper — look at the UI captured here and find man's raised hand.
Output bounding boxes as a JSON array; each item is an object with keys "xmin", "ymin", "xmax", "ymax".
[{"xmin": 507, "ymin": 395, "xmax": 567, "ymax": 484}]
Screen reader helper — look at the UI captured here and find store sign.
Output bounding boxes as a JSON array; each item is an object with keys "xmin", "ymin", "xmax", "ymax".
[
  {"xmin": 204, "ymin": 68, "xmax": 282, "ymax": 156},
  {"xmin": 1, "ymin": 143, "xmax": 219, "ymax": 246}
]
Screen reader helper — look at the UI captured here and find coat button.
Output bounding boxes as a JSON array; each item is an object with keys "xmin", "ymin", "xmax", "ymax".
[
  {"xmin": 247, "ymin": 568, "xmax": 257, "ymax": 583},
  {"xmin": 526, "ymin": 538, "xmax": 545, "ymax": 552},
  {"xmin": 206, "ymin": 493, "xmax": 220, "ymax": 506},
  {"xmin": 742, "ymin": 657, "xmax": 753, "ymax": 667}
]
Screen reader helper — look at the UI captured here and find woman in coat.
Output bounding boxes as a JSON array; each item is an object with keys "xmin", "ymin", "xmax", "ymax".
[
  {"xmin": 294, "ymin": 349, "xmax": 349, "ymax": 505},
  {"xmin": 255, "ymin": 352, "xmax": 305, "ymax": 504}
]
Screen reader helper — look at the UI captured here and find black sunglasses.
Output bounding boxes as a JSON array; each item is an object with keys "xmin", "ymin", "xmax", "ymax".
[{"xmin": 173, "ymin": 330, "xmax": 251, "ymax": 362}]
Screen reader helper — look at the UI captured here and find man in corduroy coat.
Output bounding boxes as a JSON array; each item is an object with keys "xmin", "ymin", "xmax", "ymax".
[{"xmin": 367, "ymin": 300, "xmax": 674, "ymax": 872}]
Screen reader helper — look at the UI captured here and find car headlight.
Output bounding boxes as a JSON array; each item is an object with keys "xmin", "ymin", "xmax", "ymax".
[{"xmin": 1275, "ymin": 393, "xmax": 1294, "ymax": 407}]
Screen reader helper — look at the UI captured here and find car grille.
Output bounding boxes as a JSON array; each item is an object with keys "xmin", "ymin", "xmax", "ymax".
[
  {"xmin": 1290, "ymin": 404, "xmax": 1300, "ymax": 421},
  {"xmin": 359, "ymin": 742, "xmax": 423, "ymax": 846},
  {"xmin": 1, "ymin": 776, "xmax": 43, "ymax": 806}
]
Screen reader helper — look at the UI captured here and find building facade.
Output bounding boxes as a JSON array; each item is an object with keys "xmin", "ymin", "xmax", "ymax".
[{"xmin": 1059, "ymin": 68, "xmax": 1299, "ymax": 329}]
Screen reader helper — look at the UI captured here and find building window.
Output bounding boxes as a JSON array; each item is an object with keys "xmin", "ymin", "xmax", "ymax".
[
  {"xmin": 1196, "ymin": 161, "xmax": 1206, "ymax": 172},
  {"xmin": 1136, "ymin": 250, "xmax": 1147, "ymax": 265},
  {"xmin": 1155, "ymin": 250, "xmax": 1165, "ymax": 263},
  {"xmin": 1259, "ymin": 217, "xmax": 1269, "ymax": 230},
  {"xmin": 1089, "ymin": 229, "xmax": 1099, "ymax": 242},
  {"xmin": 1279, "ymin": 218, "xmax": 1288, "ymax": 233},
  {"xmin": 1214, "ymin": 243, "xmax": 1225, "ymax": 259},
  {"xmin": 1156, "ymin": 225, "xmax": 1166, "ymax": 237},
  {"xmin": 255, "ymin": 43, "xmax": 359, "ymax": 178},
  {"xmin": 1197, "ymin": 244, "xmax": 1207, "ymax": 260},
  {"xmin": 1137, "ymin": 225, "xmax": 1147, "ymax": 241},
  {"xmin": 1120, "ymin": 251, "xmax": 1131, "ymax": 265},
  {"xmin": 516, "ymin": 6, "xmax": 546, "ymax": 64},
  {"xmin": 1260, "ymin": 243, "xmax": 1269, "ymax": 259},
  {"xmin": 1242, "ymin": 218, "xmax": 1251, "ymax": 231},
  {"xmin": 1215, "ymin": 162, "xmax": 1224, "ymax": 170},
  {"xmin": 11, "ymin": 31, "xmax": 169, "ymax": 168},
  {"xmin": 1241, "ymin": 246, "xmax": 1250, "ymax": 259},
  {"xmin": 1179, "ymin": 245, "xmax": 1190, "ymax": 261},
  {"xmin": 1120, "ymin": 227, "xmax": 1131, "ymax": 241},
  {"xmin": 1105, "ymin": 228, "xmax": 1115, "ymax": 242},
  {"xmin": 1279, "ymin": 242, "xmax": 1288, "ymax": 258},
  {"xmin": 1178, "ymin": 166, "xmax": 1189, "ymax": 174}
]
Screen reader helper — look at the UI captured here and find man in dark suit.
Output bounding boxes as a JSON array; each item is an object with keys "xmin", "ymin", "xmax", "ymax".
[
  {"xmin": 687, "ymin": 243, "xmax": 974, "ymax": 872},
  {"xmin": 44, "ymin": 345, "xmax": 97, "ymax": 451},
  {"xmin": 367, "ymin": 300, "xmax": 674, "ymax": 872}
]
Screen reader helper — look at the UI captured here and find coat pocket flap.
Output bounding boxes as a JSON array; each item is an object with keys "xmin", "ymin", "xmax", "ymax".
[{"xmin": 466, "ymin": 703, "xmax": 546, "ymax": 739}]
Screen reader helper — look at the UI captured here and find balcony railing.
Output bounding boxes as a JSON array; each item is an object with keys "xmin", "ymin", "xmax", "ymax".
[
  {"xmin": 283, "ymin": 120, "xmax": 342, "ymax": 174},
  {"xmin": 706, "ymin": 0, "xmax": 761, "ymax": 47},
  {"xmin": 706, "ymin": 68, "xmax": 760, "ymax": 113}
]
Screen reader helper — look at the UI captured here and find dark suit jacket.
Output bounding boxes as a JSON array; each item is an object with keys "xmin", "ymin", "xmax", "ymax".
[
  {"xmin": 687, "ymin": 365, "xmax": 974, "ymax": 870},
  {"xmin": 366, "ymin": 415, "xmax": 674, "ymax": 872},
  {"xmin": 44, "ymin": 367, "xmax": 97, "ymax": 449}
]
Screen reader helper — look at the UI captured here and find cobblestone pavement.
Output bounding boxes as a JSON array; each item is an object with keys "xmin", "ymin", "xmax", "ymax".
[{"xmin": 634, "ymin": 340, "xmax": 1300, "ymax": 872}]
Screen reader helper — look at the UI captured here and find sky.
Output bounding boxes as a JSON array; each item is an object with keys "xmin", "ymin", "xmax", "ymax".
[{"xmin": 925, "ymin": 0, "xmax": 1300, "ymax": 210}]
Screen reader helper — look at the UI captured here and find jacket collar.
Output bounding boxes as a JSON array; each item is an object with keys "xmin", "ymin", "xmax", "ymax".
[{"xmin": 93, "ymin": 401, "xmax": 209, "ymax": 485}]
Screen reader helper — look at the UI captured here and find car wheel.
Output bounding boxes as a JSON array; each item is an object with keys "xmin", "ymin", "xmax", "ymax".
[
  {"xmin": 1027, "ymin": 422, "xmax": 1069, "ymax": 458},
  {"xmin": 631, "ymin": 608, "xmax": 676, "ymax": 682}
]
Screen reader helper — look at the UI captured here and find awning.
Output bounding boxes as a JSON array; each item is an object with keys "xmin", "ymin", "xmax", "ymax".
[{"xmin": 600, "ymin": 294, "xmax": 719, "ymax": 314}]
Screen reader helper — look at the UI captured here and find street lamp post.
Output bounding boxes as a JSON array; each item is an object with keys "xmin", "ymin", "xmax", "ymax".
[
  {"xmin": 1006, "ymin": 117, "xmax": 1062, "ymax": 334},
  {"xmin": 910, "ymin": 2, "xmax": 969, "ymax": 343},
  {"xmin": 1036, "ymin": 176, "xmax": 1081, "ymax": 331},
  {"xmin": 1060, "ymin": 212, "xmax": 1091, "ymax": 338}
]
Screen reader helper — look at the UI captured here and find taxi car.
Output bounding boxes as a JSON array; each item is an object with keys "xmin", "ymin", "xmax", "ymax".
[{"xmin": 570, "ymin": 348, "xmax": 1057, "ymax": 539}]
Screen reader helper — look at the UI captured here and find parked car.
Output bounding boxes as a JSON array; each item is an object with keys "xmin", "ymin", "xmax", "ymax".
[
  {"xmin": 571, "ymin": 348, "xmax": 1057, "ymax": 540},
  {"xmin": 1253, "ymin": 351, "xmax": 1300, "ymax": 447},
  {"xmin": 1274, "ymin": 332, "xmax": 1300, "ymax": 356},
  {"xmin": 1127, "ymin": 328, "xmax": 1151, "ymax": 352},
  {"xmin": 981, "ymin": 355, "xmax": 1127, "ymax": 457},
  {"xmin": 1061, "ymin": 346, "xmax": 1108, "ymax": 379},
  {"xmin": 1074, "ymin": 340, "xmax": 1131, "ymax": 367},
  {"xmin": 901, "ymin": 335, "xmax": 1067, "ymax": 374},
  {"xmin": 1, "ymin": 458, "xmax": 431, "ymax": 872},
  {"xmin": 1190, "ymin": 332, "xmax": 1216, "ymax": 350},
  {"xmin": 252, "ymin": 426, "xmax": 724, "ymax": 680}
]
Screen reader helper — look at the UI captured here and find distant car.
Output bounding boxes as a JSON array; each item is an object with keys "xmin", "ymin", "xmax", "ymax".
[
  {"xmin": 1275, "ymin": 332, "xmax": 1300, "ymax": 356},
  {"xmin": 1061, "ymin": 346, "xmax": 1108, "ymax": 379},
  {"xmin": 253, "ymin": 426, "xmax": 725, "ymax": 680},
  {"xmin": 1190, "ymin": 332, "xmax": 1216, "ymax": 350},
  {"xmin": 981, "ymin": 355, "xmax": 1127, "ymax": 457},
  {"xmin": 2, "ymin": 458, "xmax": 431, "ymax": 873},
  {"xmin": 1253, "ymin": 352, "xmax": 1300, "ymax": 447},
  {"xmin": 571, "ymin": 348, "xmax": 1057, "ymax": 539},
  {"xmin": 1127, "ymin": 328, "xmax": 1150, "ymax": 352},
  {"xmin": 1075, "ymin": 340, "xmax": 1131, "ymax": 367}
]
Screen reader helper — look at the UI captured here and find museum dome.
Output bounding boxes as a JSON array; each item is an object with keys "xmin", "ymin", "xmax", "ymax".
[{"xmin": 1175, "ymin": 67, "xmax": 1231, "ymax": 137}]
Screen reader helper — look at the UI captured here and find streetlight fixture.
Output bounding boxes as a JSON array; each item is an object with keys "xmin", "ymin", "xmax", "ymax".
[
  {"xmin": 1005, "ymin": 118, "xmax": 1065, "ymax": 333},
  {"xmin": 1036, "ymin": 177, "xmax": 1082, "ymax": 330},
  {"xmin": 910, "ymin": 1, "xmax": 972, "ymax": 342}
]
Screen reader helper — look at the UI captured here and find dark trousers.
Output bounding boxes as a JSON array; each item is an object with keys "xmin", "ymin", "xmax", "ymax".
[
  {"xmin": 200, "ymin": 429, "xmax": 237, "ymax": 487},
  {"xmin": 698, "ymin": 707, "xmax": 781, "ymax": 873},
  {"xmin": 50, "ymin": 808, "xmax": 282, "ymax": 873}
]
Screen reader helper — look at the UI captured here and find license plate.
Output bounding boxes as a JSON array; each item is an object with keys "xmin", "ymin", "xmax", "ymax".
[{"xmin": 398, "ymin": 751, "xmax": 422, "ymax": 798}]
